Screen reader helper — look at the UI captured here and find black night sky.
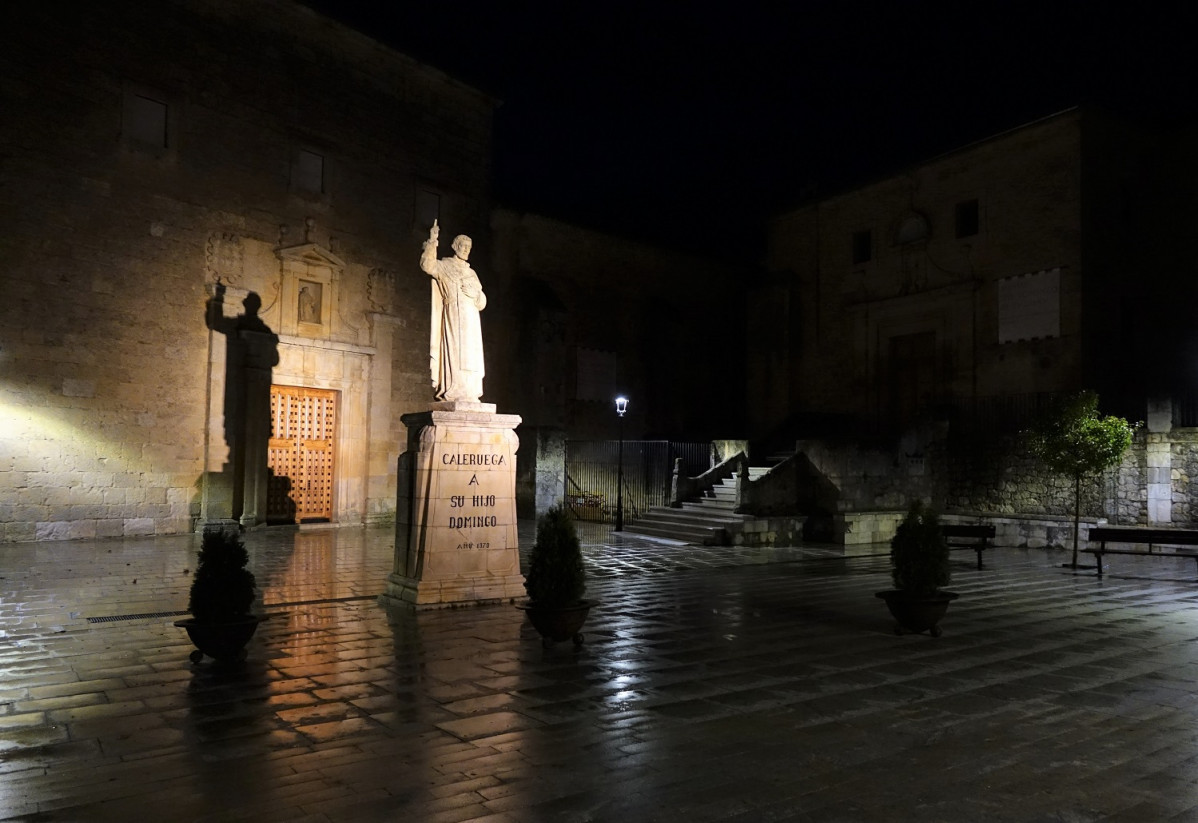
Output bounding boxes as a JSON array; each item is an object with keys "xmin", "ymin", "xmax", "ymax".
[{"xmin": 304, "ymin": 1, "xmax": 1198, "ymax": 258}]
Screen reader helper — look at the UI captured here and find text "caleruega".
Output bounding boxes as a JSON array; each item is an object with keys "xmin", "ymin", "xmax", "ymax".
[{"xmin": 442, "ymin": 453, "xmax": 506, "ymax": 466}]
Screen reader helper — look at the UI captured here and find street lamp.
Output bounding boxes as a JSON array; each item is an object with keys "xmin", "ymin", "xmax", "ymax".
[{"xmin": 614, "ymin": 396, "xmax": 628, "ymax": 531}]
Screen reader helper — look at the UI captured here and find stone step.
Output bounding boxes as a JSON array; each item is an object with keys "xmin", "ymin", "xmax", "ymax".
[
  {"xmin": 636, "ymin": 507, "xmax": 751, "ymax": 528},
  {"xmin": 624, "ymin": 520, "xmax": 725, "ymax": 545},
  {"xmin": 682, "ymin": 499, "xmax": 738, "ymax": 513}
]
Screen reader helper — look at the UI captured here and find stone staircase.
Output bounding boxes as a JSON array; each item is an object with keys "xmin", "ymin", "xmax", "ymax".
[{"xmin": 625, "ymin": 466, "xmax": 770, "ymax": 545}]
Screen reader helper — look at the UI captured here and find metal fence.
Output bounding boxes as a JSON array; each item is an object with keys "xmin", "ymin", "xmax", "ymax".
[
  {"xmin": 936, "ymin": 392, "xmax": 1067, "ymax": 437},
  {"xmin": 1174, "ymin": 392, "xmax": 1198, "ymax": 428},
  {"xmin": 564, "ymin": 440, "xmax": 711, "ymax": 524}
]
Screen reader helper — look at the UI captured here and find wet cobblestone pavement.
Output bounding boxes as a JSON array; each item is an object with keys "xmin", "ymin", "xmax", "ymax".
[{"xmin": 4, "ymin": 523, "xmax": 1198, "ymax": 821}]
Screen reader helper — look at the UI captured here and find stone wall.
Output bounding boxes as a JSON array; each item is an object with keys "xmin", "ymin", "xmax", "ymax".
[
  {"xmin": 0, "ymin": 0, "xmax": 494, "ymax": 541},
  {"xmin": 792, "ymin": 419, "xmax": 1198, "ymax": 548},
  {"xmin": 942, "ymin": 430, "xmax": 1147, "ymax": 527},
  {"xmin": 796, "ymin": 422, "xmax": 947, "ymax": 515},
  {"xmin": 0, "ymin": 2, "xmax": 750, "ymax": 543}
]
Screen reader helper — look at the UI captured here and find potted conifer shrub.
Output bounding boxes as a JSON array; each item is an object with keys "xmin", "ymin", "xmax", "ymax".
[
  {"xmin": 518, "ymin": 504, "xmax": 594, "ymax": 646},
  {"xmin": 875, "ymin": 501, "xmax": 958, "ymax": 637},
  {"xmin": 175, "ymin": 529, "xmax": 260, "ymax": 663}
]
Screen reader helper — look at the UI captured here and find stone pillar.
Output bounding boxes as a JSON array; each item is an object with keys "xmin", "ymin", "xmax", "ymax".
[
  {"xmin": 514, "ymin": 426, "xmax": 564, "ymax": 520},
  {"xmin": 1146, "ymin": 397, "xmax": 1172, "ymax": 525},
  {"xmin": 381, "ymin": 402, "xmax": 525, "ymax": 607},
  {"xmin": 533, "ymin": 427, "xmax": 566, "ymax": 518}
]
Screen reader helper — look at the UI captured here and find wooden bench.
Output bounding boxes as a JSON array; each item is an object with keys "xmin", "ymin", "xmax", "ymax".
[
  {"xmin": 1085, "ymin": 527, "xmax": 1198, "ymax": 576},
  {"xmin": 942, "ymin": 524, "xmax": 995, "ymax": 570}
]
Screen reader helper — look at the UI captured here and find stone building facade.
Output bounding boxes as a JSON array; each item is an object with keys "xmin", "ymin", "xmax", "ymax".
[
  {"xmin": 758, "ymin": 109, "xmax": 1198, "ymax": 541},
  {"xmin": 756, "ymin": 108, "xmax": 1196, "ymax": 440},
  {"xmin": 0, "ymin": 1, "xmax": 744, "ymax": 543},
  {"xmin": 0, "ymin": 0, "xmax": 495, "ymax": 542}
]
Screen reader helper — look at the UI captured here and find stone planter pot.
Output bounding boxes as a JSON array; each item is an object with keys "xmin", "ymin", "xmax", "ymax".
[
  {"xmin": 517, "ymin": 600, "xmax": 595, "ymax": 647},
  {"xmin": 175, "ymin": 615, "xmax": 261, "ymax": 663},
  {"xmin": 875, "ymin": 590, "xmax": 958, "ymax": 637}
]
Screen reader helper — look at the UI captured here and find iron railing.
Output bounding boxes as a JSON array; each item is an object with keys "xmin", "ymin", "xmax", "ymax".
[
  {"xmin": 1174, "ymin": 392, "xmax": 1198, "ymax": 428},
  {"xmin": 565, "ymin": 440, "xmax": 711, "ymax": 524}
]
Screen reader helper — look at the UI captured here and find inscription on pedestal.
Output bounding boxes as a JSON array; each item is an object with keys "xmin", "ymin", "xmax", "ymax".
[
  {"xmin": 432, "ymin": 446, "xmax": 510, "ymax": 548},
  {"xmin": 381, "ymin": 408, "xmax": 525, "ymax": 607}
]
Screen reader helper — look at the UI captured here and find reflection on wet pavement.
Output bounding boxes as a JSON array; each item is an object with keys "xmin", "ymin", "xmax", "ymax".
[{"xmin": 3, "ymin": 523, "xmax": 1198, "ymax": 820}]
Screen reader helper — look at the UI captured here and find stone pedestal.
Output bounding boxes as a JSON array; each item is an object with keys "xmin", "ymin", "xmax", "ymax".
[{"xmin": 380, "ymin": 402, "xmax": 525, "ymax": 607}]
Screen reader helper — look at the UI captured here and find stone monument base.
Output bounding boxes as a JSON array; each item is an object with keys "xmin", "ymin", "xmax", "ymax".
[
  {"xmin": 382, "ymin": 569, "xmax": 527, "ymax": 608},
  {"xmin": 379, "ymin": 406, "xmax": 525, "ymax": 608}
]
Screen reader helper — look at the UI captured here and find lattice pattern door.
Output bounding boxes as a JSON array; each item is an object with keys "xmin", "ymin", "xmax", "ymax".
[{"xmin": 268, "ymin": 386, "xmax": 337, "ymax": 522}]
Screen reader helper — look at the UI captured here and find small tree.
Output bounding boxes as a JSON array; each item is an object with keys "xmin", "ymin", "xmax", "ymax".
[
  {"xmin": 890, "ymin": 501, "xmax": 951, "ymax": 597},
  {"xmin": 1026, "ymin": 391, "xmax": 1135, "ymax": 568},
  {"xmin": 524, "ymin": 504, "xmax": 586, "ymax": 606},
  {"xmin": 188, "ymin": 530, "xmax": 256, "ymax": 622}
]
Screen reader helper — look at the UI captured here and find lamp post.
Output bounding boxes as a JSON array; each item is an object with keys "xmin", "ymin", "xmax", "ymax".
[{"xmin": 614, "ymin": 396, "xmax": 628, "ymax": 532}]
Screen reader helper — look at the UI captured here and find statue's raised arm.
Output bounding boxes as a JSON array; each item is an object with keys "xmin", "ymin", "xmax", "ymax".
[{"xmin": 420, "ymin": 219, "xmax": 440, "ymax": 274}]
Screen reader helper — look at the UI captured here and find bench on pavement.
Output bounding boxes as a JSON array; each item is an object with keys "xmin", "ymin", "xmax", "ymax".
[
  {"xmin": 1085, "ymin": 527, "xmax": 1198, "ymax": 576},
  {"xmin": 942, "ymin": 524, "xmax": 996, "ymax": 570}
]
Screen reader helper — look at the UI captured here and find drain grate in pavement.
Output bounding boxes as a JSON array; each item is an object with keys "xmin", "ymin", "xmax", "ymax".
[
  {"xmin": 84, "ymin": 595, "xmax": 378, "ymax": 624},
  {"xmin": 87, "ymin": 611, "xmax": 189, "ymax": 624}
]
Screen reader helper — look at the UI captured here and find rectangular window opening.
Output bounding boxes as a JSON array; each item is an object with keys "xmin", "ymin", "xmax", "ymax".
[
  {"xmin": 415, "ymin": 189, "xmax": 441, "ymax": 230},
  {"xmin": 955, "ymin": 199, "xmax": 979, "ymax": 239},
  {"xmin": 851, "ymin": 229, "xmax": 872, "ymax": 265},
  {"xmin": 293, "ymin": 150, "xmax": 325, "ymax": 194},
  {"xmin": 124, "ymin": 93, "xmax": 168, "ymax": 148}
]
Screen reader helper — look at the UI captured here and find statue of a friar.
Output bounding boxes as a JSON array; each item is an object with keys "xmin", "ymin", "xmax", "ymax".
[{"xmin": 420, "ymin": 220, "xmax": 487, "ymax": 403}]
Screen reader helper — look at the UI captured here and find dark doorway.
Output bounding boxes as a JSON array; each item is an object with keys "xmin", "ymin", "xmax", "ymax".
[{"xmin": 887, "ymin": 331, "xmax": 937, "ymax": 431}]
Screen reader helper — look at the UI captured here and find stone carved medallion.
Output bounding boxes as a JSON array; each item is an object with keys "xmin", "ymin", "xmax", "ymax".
[
  {"xmin": 367, "ymin": 268, "xmax": 396, "ymax": 314},
  {"xmin": 205, "ymin": 232, "xmax": 244, "ymax": 283}
]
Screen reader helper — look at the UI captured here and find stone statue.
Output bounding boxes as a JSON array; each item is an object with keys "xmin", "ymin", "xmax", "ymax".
[
  {"xmin": 298, "ymin": 285, "xmax": 318, "ymax": 323},
  {"xmin": 421, "ymin": 220, "xmax": 486, "ymax": 402}
]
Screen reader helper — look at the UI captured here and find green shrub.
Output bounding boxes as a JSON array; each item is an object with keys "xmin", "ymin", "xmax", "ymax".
[
  {"xmin": 890, "ymin": 501, "xmax": 950, "ymax": 597},
  {"xmin": 524, "ymin": 504, "xmax": 586, "ymax": 606},
  {"xmin": 188, "ymin": 530, "xmax": 256, "ymax": 622},
  {"xmin": 1026, "ymin": 390, "xmax": 1136, "ymax": 567}
]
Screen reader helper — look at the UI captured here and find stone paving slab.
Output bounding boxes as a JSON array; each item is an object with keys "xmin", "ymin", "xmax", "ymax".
[{"xmin": 2, "ymin": 526, "xmax": 1198, "ymax": 820}]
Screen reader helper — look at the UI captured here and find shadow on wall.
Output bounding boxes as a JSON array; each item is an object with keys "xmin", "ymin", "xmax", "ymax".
[{"xmin": 196, "ymin": 282, "xmax": 280, "ymax": 529}]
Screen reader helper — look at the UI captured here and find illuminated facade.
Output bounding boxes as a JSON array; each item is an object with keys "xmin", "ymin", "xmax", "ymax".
[
  {"xmin": 0, "ymin": 1, "xmax": 742, "ymax": 542},
  {"xmin": 0, "ymin": 0, "xmax": 490, "ymax": 541}
]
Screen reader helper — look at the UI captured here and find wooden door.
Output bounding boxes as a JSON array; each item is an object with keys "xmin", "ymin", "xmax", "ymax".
[{"xmin": 267, "ymin": 386, "xmax": 336, "ymax": 523}]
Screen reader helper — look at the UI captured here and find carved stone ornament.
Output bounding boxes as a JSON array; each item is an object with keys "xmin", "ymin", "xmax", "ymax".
[
  {"xmin": 205, "ymin": 232, "xmax": 244, "ymax": 283},
  {"xmin": 368, "ymin": 268, "xmax": 396, "ymax": 314}
]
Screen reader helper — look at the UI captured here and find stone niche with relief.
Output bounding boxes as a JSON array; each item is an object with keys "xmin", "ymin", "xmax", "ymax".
[
  {"xmin": 277, "ymin": 241, "xmax": 345, "ymax": 338},
  {"xmin": 381, "ymin": 402, "xmax": 525, "ymax": 607}
]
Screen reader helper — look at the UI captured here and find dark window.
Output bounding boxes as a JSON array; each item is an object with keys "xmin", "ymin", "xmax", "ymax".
[
  {"xmin": 123, "ymin": 93, "xmax": 167, "ymax": 148},
  {"xmin": 955, "ymin": 199, "xmax": 979, "ymax": 238},
  {"xmin": 415, "ymin": 189, "xmax": 441, "ymax": 229},
  {"xmin": 851, "ymin": 229, "xmax": 872, "ymax": 265},
  {"xmin": 293, "ymin": 149, "xmax": 324, "ymax": 194}
]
